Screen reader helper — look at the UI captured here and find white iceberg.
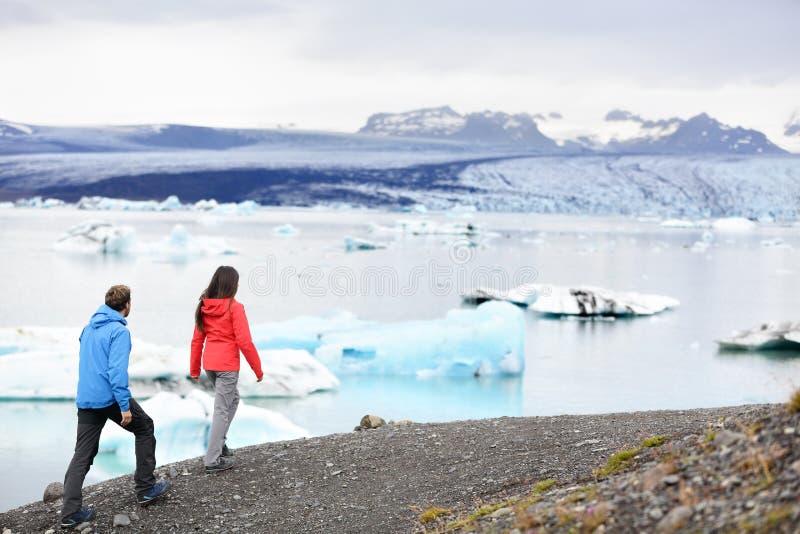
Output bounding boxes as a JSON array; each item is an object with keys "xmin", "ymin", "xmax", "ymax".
[
  {"xmin": 395, "ymin": 219, "xmax": 480, "ymax": 236},
  {"xmin": 660, "ymin": 219, "xmax": 711, "ymax": 229},
  {"xmin": 0, "ymin": 201, "xmax": 14, "ymax": 209},
  {"xmin": 99, "ymin": 390, "xmax": 308, "ymax": 465},
  {"xmin": 529, "ymin": 285, "xmax": 679, "ymax": 316},
  {"xmin": 0, "ymin": 327, "xmax": 188, "ymax": 399},
  {"xmin": 14, "ymin": 196, "xmax": 65, "ymax": 208},
  {"xmin": 0, "ymin": 327, "xmax": 337, "ymax": 400},
  {"xmin": 141, "ymin": 224, "xmax": 238, "ymax": 259},
  {"xmin": 273, "ymin": 223, "xmax": 298, "ymax": 236},
  {"xmin": 461, "ymin": 283, "xmax": 539, "ymax": 307},
  {"xmin": 53, "ymin": 220, "xmax": 136, "ymax": 255},
  {"xmin": 344, "ymin": 236, "xmax": 386, "ymax": 252},
  {"xmin": 193, "ymin": 199, "xmax": 258, "ymax": 216},
  {"xmin": 237, "ymin": 349, "xmax": 340, "ymax": 397},
  {"xmin": 717, "ymin": 321, "xmax": 800, "ymax": 351},
  {"xmin": 76, "ymin": 195, "xmax": 185, "ymax": 212},
  {"xmin": 711, "ymin": 217, "xmax": 756, "ymax": 232},
  {"xmin": 309, "ymin": 301, "xmax": 525, "ymax": 377},
  {"xmin": 53, "ymin": 222, "xmax": 237, "ymax": 259}
]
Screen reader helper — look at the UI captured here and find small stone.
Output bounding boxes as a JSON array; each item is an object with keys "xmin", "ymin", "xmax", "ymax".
[
  {"xmin": 641, "ymin": 466, "xmax": 667, "ymax": 491},
  {"xmin": 656, "ymin": 505, "xmax": 693, "ymax": 533},
  {"xmin": 648, "ymin": 507, "xmax": 664, "ymax": 520},
  {"xmin": 713, "ymin": 429, "xmax": 744, "ymax": 447},
  {"xmin": 43, "ymin": 481, "xmax": 64, "ymax": 503},
  {"xmin": 129, "ymin": 512, "xmax": 139, "ymax": 521},
  {"xmin": 80, "ymin": 526, "xmax": 92, "ymax": 534},
  {"xmin": 45, "ymin": 530, "xmax": 55, "ymax": 534},
  {"xmin": 3, "ymin": 529, "xmax": 12, "ymax": 534},
  {"xmin": 181, "ymin": 468, "xmax": 189, "ymax": 476},
  {"xmin": 790, "ymin": 459, "xmax": 800, "ymax": 474},
  {"xmin": 489, "ymin": 506, "xmax": 513, "ymax": 519},
  {"xmin": 113, "ymin": 514, "xmax": 131, "ymax": 527},
  {"xmin": 233, "ymin": 495, "xmax": 242, "ymax": 500},
  {"xmin": 330, "ymin": 470, "xmax": 342, "ymax": 476},
  {"xmin": 784, "ymin": 427, "xmax": 796, "ymax": 435},
  {"xmin": 169, "ymin": 466, "xmax": 179, "ymax": 478},
  {"xmin": 359, "ymin": 415, "xmax": 386, "ymax": 429},
  {"xmin": 662, "ymin": 475, "xmax": 680, "ymax": 486},
  {"xmin": 76, "ymin": 522, "xmax": 91, "ymax": 532}
]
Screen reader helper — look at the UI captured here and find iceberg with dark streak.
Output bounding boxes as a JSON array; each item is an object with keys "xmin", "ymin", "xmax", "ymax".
[
  {"xmin": 717, "ymin": 322, "xmax": 800, "ymax": 351},
  {"xmin": 530, "ymin": 285, "xmax": 679, "ymax": 317}
]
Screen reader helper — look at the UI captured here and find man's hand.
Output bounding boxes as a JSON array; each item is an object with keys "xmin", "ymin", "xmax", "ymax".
[
  {"xmin": 256, "ymin": 375, "xmax": 263, "ymax": 383},
  {"xmin": 121, "ymin": 410, "xmax": 132, "ymax": 427}
]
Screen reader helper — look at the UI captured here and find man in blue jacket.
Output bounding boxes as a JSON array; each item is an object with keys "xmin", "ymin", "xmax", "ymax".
[{"xmin": 61, "ymin": 285, "xmax": 169, "ymax": 529}]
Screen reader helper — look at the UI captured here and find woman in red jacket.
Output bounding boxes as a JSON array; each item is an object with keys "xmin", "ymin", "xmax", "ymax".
[{"xmin": 190, "ymin": 266, "xmax": 263, "ymax": 473}]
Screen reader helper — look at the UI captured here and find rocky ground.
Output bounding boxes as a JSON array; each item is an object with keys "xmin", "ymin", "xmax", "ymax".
[{"xmin": 1, "ymin": 404, "xmax": 796, "ymax": 533}]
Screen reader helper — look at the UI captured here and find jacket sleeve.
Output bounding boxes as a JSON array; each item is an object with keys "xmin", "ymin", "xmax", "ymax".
[
  {"xmin": 190, "ymin": 326, "xmax": 206, "ymax": 378},
  {"xmin": 231, "ymin": 302, "xmax": 263, "ymax": 379},
  {"xmin": 108, "ymin": 327, "xmax": 132, "ymax": 412}
]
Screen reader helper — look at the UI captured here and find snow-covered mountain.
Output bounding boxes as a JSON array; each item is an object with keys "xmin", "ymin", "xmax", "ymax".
[
  {"xmin": 358, "ymin": 106, "xmax": 560, "ymax": 150},
  {"xmin": 607, "ymin": 112, "xmax": 786, "ymax": 155}
]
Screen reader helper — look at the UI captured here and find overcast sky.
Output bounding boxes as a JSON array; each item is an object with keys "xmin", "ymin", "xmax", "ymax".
[{"xmin": 0, "ymin": 0, "xmax": 797, "ymax": 145}]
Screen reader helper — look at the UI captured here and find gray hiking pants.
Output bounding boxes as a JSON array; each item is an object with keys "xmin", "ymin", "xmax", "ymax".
[{"xmin": 204, "ymin": 370, "xmax": 240, "ymax": 466}]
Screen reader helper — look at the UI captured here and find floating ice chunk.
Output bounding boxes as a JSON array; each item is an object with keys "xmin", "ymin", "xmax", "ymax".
[
  {"xmin": 194, "ymin": 199, "xmax": 258, "ymax": 216},
  {"xmin": 251, "ymin": 310, "xmax": 371, "ymax": 354},
  {"xmin": 273, "ymin": 223, "xmax": 298, "ymax": 236},
  {"xmin": 461, "ymin": 283, "xmax": 539, "ymax": 307},
  {"xmin": 529, "ymin": 285, "xmax": 679, "ymax": 316},
  {"xmin": 344, "ymin": 236, "xmax": 386, "ymax": 252},
  {"xmin": 660, "ymin": 219, "xmax": 710, "ymax": 228},
  {"xmin": 0, "ymin": 201, "xmax": 13, "ymax": 209},
  {"xmin": 237, "ymin": 349, "xmax": 340, "ymax": 397},
  {"xmin": 14, "ymin": 196, "xmax": 65, "ymax": 208},
  {"xmin": 717, "ymin": 321, "xmax": 800, "ymax": 351},
  {"xmin": 141, "ymin": 224, "xmax": 238, "ymax": 259},
  {"xmin": 711, "ymin": 217, "xmax": 756, "ymax": 232},
  {"xmin": 76, "ymin": 196, "xmax": 182, "ymax": 211},
  {"xmin": 395, "ymin": 219, "xmax": 479, "ymax": 236},
  {"xmin": 761, "ymin": 238, "xmax": 790, "ymax": 248},
  {"xmin": 53, "ymin": 220, "xmax": 136, "ymax": 255},
  {"xmin": 312, "ymin": 301, "xmax": 525, "ymax": 377},
  {"xmin": 0, "ymin": 327, "xmax": 189, "ymax": 399},
  {"xmin": 158, "ymin": 195, "xmax": 182, "ymax": 211},
  {"xmin": 99, "ymin": 391, "xmax": 309, "ymax": 465}
]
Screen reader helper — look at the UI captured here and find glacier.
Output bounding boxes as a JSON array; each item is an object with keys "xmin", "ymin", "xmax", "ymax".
[
  {"xmin": 98, "ymin": 391, "xmax": 309, "ymax": 465},
  {"xmin": 0, "ymin": 327, "xmax": 339, "ymax": 399}
]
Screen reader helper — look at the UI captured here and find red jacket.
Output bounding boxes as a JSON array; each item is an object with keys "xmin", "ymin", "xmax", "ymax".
[{"xmin": 190, "ymin": 298, "xmax": 263, "ymax": 379}]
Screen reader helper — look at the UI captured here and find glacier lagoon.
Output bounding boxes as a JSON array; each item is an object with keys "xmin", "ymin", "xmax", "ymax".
[{"xmin": 1, "ymin": 206, "xmax": 799, "ymax": 511}]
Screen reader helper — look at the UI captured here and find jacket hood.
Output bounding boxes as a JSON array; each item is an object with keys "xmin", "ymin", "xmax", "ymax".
[
  {"xmin": 90, "ymin": 304, "xmax": 127, "ymax": 329},
  {"xmin": 202, "ymin": 298, "xmax": 234, "ymax": 317}
]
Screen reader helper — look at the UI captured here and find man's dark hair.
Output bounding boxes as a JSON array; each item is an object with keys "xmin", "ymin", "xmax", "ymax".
[{"xmin": 105, "ymin": 285, "xmax": 131, "ymax": 311}]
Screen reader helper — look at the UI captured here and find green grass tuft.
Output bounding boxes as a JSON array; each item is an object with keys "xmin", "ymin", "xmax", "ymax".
[
  {"xmin": 420, "ymin": 506, "xmax": 452, "ymax": 523},
  {"xmin": 787, "ymin": 388, "xmax": 800, "ymax": 414},
  {"xmin": 642, "ymin": 435, "xmax": 668, "ymax": 448},
  {"xmin": 532, "ymin": 479, "xmax": 557, "ymax": 494},
  {"xmin": 596, "ymin": 447, "xmax": 640, "ymax": 477}
]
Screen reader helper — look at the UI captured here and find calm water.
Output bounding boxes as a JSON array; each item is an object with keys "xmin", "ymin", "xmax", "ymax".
[{"xmin": 1, "ymin": 207, "xmax": 799, "ymax": 511}]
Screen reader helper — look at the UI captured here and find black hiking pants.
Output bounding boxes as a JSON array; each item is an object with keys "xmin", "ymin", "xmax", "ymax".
[{"xmin": 62, "ymin": 399, "xmax": 156, "ymax": 519}]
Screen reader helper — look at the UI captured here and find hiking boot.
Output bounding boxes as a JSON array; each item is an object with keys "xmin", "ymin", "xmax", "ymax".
[
  {"xmin": 221, "ymin": 444, "xmax": 234, "ymax": 457},
  {"xmin": 138, "ymin": 480, "xmax": 170, "ymax": 507},
  {"xmin": 205, "ymin": 456, "xmax": 235, "ymax": 474},
  {"xmin": 60, "ymin": 507, "xmax": 96, "ymax": 529}
]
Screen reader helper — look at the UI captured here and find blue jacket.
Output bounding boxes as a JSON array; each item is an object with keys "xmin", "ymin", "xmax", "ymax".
[{"xmin": 76, "ymin": 304, "xmax": 132, "ymax": 412}]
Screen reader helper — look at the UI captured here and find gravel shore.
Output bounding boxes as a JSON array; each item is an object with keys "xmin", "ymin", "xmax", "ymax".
[{"xmin": 0, "ymin": 404, "xmax": 787, "ymax": 533}]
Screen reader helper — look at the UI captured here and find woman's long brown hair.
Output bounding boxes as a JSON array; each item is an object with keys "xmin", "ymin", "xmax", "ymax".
[{"xmin": 195, "ymin": 265, "xmax": 240, "ymax": 333}]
